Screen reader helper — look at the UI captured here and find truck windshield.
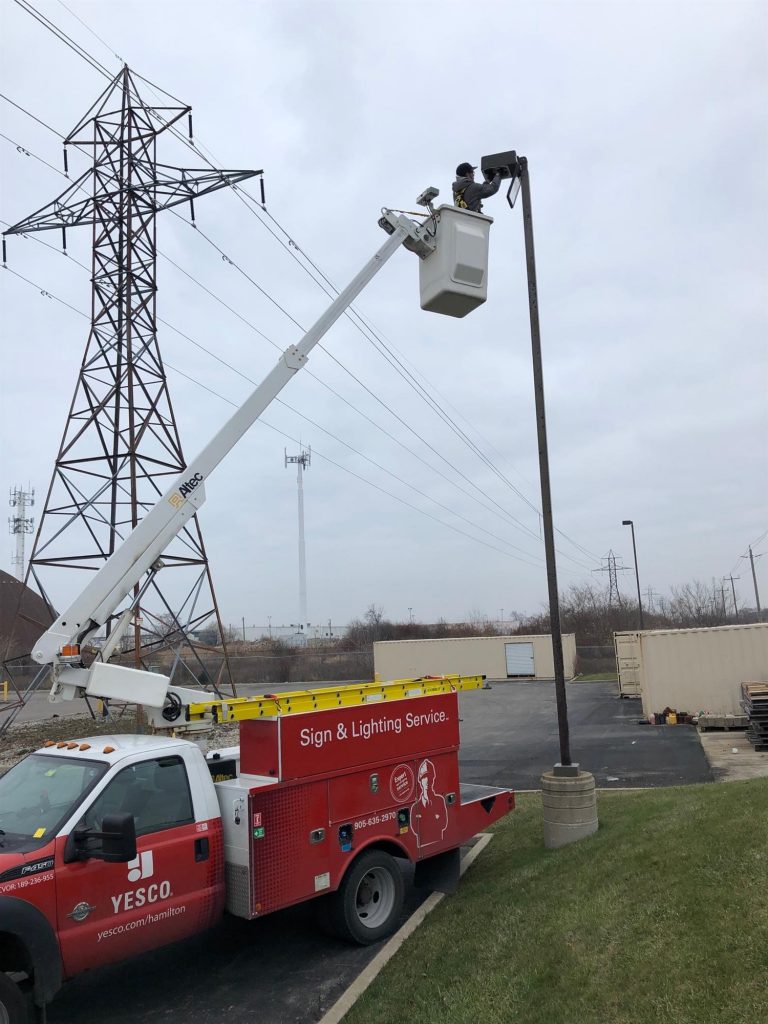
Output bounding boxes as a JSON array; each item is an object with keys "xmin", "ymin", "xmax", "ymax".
[{"xmin": 0, "ymin": 753, "xmax": 107, "ymax": 847}]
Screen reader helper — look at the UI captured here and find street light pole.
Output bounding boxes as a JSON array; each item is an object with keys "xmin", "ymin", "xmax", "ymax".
[
  {"xmin": 622, "ymin": 520, "xmax": 645, "ymax": 629},
  {"xmin": 518, "ymin": 157, "xmax": 571, "ymax": 768}
]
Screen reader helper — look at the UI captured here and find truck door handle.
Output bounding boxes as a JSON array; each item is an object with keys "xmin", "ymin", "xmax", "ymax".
[{"xmin": 194, "ymin": 837, "xmax": 209, "ymax": 862}]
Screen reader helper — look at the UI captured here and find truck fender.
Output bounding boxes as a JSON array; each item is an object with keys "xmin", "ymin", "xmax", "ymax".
[{"xmin": 0, "ymin": 896, "xmax": 62, "ymax": 1007}]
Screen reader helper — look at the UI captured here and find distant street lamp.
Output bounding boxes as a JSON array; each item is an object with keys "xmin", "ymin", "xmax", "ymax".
[{"xmin": 622, "ymin": 520, "xmax": 645, "ymax": 629}]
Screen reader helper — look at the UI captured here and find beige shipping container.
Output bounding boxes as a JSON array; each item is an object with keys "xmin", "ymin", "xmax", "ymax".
[
  {"xmin": 373, "ymin": 634, "xmax": 577, "ymax": 682},
  {"xmin": 613, "ymin": 623, "xmax": 768, "ymax": 716}
]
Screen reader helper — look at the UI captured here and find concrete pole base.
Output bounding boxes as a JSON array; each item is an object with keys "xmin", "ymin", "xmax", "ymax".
[{"xmin": 541, "ymin": 767, "xmax": 599, "ymax": 849}]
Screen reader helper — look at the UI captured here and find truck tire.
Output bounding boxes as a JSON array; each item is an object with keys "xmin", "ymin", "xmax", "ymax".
[
  {"xmin": 328, "ymin": 849, "xmax": 404, "ymax": 945},
  {"xmin": 0, "ymin": 973, "xmax": 29, "ymax": 1024}
]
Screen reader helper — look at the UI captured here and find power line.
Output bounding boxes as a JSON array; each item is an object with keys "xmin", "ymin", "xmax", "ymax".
[
  {"xmin": 173, "ymin": 209, "xmax": 595, "ymax": 570},
  {"xmin": 2, "ymin": 1, "xmax": 599, "ymax": 571},
  {"xmin": 2, "ymin": 261, "xmax": 572, "ymax": 572},
  {"xmin": 14, "ymin": 0, "xmax": 597, "ymax": 566},
  {"xmin": 1, "ymin": 118, "xmax": 594, "ymax": 574},
  {"xmin": 0, "ymin": 92, "xmax": 66, "ymax": 139},
  {"xmin": 11, "ymin": 0, "xmax": 114, "ymax": 80},
  {"xmin": 0, "ymin": 133, "xmax": 568, "ymax": 562}
]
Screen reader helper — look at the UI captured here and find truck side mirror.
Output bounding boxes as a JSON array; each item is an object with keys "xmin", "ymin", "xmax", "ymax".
[{"xmin": 65, "ymin": 812, "xmax": 137, "ymax": 864}]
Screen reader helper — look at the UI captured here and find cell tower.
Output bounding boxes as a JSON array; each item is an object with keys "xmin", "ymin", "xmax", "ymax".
[
  {"xmin": 594, "ymin": 549, "xmax": 629, "ymax": 606},
  {"xmin": 1, "ymin": 66, "xmax": 260, "ymax": 710},
  {"xmin": 285, "ymin": 445, "xmax": 311, "ymax": 626},
  {"xmin": 8, "ymin": 486, "xmax": 35, "ymax": 580}
]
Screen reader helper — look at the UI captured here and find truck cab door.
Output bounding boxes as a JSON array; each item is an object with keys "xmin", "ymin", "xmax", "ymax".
[{"xmin": 54, "ymin": 753, "xmax": 221, "ymax": 977}]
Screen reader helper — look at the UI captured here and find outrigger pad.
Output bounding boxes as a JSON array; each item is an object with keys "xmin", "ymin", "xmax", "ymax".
[{"xmin": 414, "ymin": 846, "xmax": 461, "ymax": 895}]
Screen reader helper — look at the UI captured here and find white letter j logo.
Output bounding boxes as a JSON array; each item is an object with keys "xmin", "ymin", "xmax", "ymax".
[{"xmin": 127, "ymin": 851, "xmax": 153, "ymax": 883}]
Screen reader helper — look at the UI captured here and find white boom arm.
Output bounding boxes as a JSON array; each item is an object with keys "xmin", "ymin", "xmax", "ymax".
[{"xmin": 35, "ymin": 209, "xmax": 436, "ymax": 703}]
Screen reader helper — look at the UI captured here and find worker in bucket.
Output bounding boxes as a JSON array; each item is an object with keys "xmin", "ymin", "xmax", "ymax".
[
  {"xmin": 452, "ymin": 161, "xmax": 501, "ymax": 213},
  {"xmin": 410, "ymin": 757, "xmax": 448, "ymax": 848}
]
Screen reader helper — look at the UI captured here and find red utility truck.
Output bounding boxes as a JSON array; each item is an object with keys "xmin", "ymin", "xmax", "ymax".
[{"xmin": 0, "ymin": 675, "xmax": 513, "ymax": 1022}]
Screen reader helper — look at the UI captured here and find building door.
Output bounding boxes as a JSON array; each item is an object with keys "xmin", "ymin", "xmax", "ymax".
[
  {"xmin": 615, "ymin": 633, "xmax": 642, "ymax": 696},
  {"xmin": 505, "ymin": 642, "xmax": 535, "ymax": 677}
]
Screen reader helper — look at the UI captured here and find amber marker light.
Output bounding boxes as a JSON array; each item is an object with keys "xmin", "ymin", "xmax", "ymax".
[
  {"xmin": 79, "ymin": 743, "xmax": 91, "ymax": 751},
  {"xmin": 102, "ymin": 745, "xmax": 116, "ymax": 753}
]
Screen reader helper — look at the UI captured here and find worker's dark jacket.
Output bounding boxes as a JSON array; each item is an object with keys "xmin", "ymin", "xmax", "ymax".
[{"xmin": 452, "ymin": 173, "xmax": 501, "ymax": 213}]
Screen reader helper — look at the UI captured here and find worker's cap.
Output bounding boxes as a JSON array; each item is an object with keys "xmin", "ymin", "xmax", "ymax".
[{"xmin": 456, "ymin": 162, "xmax": 477, "ymax": 177}]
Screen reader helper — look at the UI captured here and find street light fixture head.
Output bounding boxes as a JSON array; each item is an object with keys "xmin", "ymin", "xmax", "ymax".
[
  {"xmin": 480, "ymin": 150, "xmax": 523, "ymax": 208},
  {"xmin": 622, "ymin": 520, "xmax": 632, "ymax": 526}
]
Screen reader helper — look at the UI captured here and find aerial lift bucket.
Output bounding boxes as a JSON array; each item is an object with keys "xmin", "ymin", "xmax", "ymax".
[{"xmin": 419, "ymin": 205, "xmax": 493, "ymax": 318}]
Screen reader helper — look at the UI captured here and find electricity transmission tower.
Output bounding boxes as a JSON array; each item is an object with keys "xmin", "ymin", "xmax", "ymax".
[
  {"xmin": 594, "ymin": 549, "xmax": 629, "ymax": 606},
  {"xmin": 1, "ymin": 66, "xmax": 260, "ymax": 716},
  {"xmin": 8, "ymin": 486, "xmax": 35, "ymax": 580},
  {"xmin": 285, "ymin": 445, "xmax": 311, "ymax": 626}
]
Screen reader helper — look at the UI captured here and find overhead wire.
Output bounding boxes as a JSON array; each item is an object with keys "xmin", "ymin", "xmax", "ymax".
[
  {"xmin": 16, "ymin": 0, "xmax": 600, "ymax": 567},
  {"xmin": 2, "ymin": 226, "xmax": 550, "ymax": 565},
  {"xmin": 4, "ymin": 2, "xmax": 599, "ymax": 569},
  {"xmin": 2, "ymin": 261, "xmax": 581, "ymax": 572},
  {"xmin": 173, "ymin": 208, "xmax": 595, "ymax": 570},
  {"xmin": 0, "ymin": 131, "xmax": 568, "ymax": 558}
]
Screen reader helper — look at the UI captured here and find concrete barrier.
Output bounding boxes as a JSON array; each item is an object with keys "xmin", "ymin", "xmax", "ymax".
[{"xmin": 541, "ymin": 769, "xmax": 598, "ymax": 849}]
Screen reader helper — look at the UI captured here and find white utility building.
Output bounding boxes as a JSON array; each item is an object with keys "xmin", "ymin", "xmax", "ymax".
[{"xmin": 373, "ymin": 634, "xmax": 577, "ymax": 682}]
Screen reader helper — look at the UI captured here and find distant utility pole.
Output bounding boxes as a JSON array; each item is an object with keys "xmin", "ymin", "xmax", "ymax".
[
  {"xmin": 8, "ymin": 486, "xmax": 34, "ymax": 580},
  {"xmin": 724, "ymin": 575, "xmax": 740, "ymax": 624},
  {"xmin": 285, "ymin": 445, "xmax": 311, "ymax": 626},
  {"xmin": 747, "ymin": 546, "xmax": 763, "ymax": 622},
  {"xmin": 645, "ymin": 587, "xmax": 659, "ymax": 614}
]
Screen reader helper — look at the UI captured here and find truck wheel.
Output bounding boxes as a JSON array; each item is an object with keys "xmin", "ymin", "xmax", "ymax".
[
  {"xmin": 0, "ymin": 973, "xmax": 29, "ymax": 1024},
  {"xmin": 329, "ymin": 849, "xmax": 404, "ymax": 945}
]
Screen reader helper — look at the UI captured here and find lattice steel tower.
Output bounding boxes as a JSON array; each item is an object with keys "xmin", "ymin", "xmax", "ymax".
[
  {"xmin": 2, "ymin": 66, "xmax": 259, "ymax": 700},
  {"xmin": 594, "ymin": 549, "xmax": 628, "ymax": 607}
]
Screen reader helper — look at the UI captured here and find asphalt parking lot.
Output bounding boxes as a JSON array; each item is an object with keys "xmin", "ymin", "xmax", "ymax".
[
  {"xmin": 458, "ymin": 678, "xmax": 713, "ymax": 790},
  {"xmin": 45, "ymin": 678, "xmax": 712, "ymax": 1023}
]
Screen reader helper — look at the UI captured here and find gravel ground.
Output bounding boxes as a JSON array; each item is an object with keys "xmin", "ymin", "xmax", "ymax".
[{"xmin": 0, "ymin": 712, "xmax": 242, "ymax": 770}]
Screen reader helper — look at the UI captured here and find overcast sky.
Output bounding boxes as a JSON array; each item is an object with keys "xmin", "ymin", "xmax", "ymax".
[{"xmin": 1, "ymin": 0, "xmax": 766, "ymax": 633}]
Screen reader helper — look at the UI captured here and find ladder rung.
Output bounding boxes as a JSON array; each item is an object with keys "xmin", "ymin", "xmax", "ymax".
[{"xmin": 186, "ymin": 674, "xmax": 485, "ymax": 723}]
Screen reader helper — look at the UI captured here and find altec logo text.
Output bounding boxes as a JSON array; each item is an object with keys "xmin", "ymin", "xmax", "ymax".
[
  {"xmin": 112, "ymin": 851, "xmax": 171, "ymax": 914},
  {"xmin": 178, "ymin": 473, "xmax": 203, "ymax": 498}
]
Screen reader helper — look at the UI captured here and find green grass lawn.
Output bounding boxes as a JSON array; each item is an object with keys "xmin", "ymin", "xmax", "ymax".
[{"xmin": 345, "ymin": 781, "xmax": 768, "ymax": 1024}]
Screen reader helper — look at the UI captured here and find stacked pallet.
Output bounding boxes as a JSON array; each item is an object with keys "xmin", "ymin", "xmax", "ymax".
[{"xmin": 741, "ymin": 682, "xmax": 768, "ymax": 752}]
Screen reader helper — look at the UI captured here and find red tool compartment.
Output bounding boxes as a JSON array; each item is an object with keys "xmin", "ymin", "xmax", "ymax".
[{"xmin": 238, "ymin": 690, "xmax": 514, "ymax": 918}]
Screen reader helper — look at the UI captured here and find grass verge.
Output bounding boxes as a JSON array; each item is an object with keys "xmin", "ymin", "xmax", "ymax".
[{"xmin": 344, "ymin": 781, "xmax": 768, "ymax": 1024}]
